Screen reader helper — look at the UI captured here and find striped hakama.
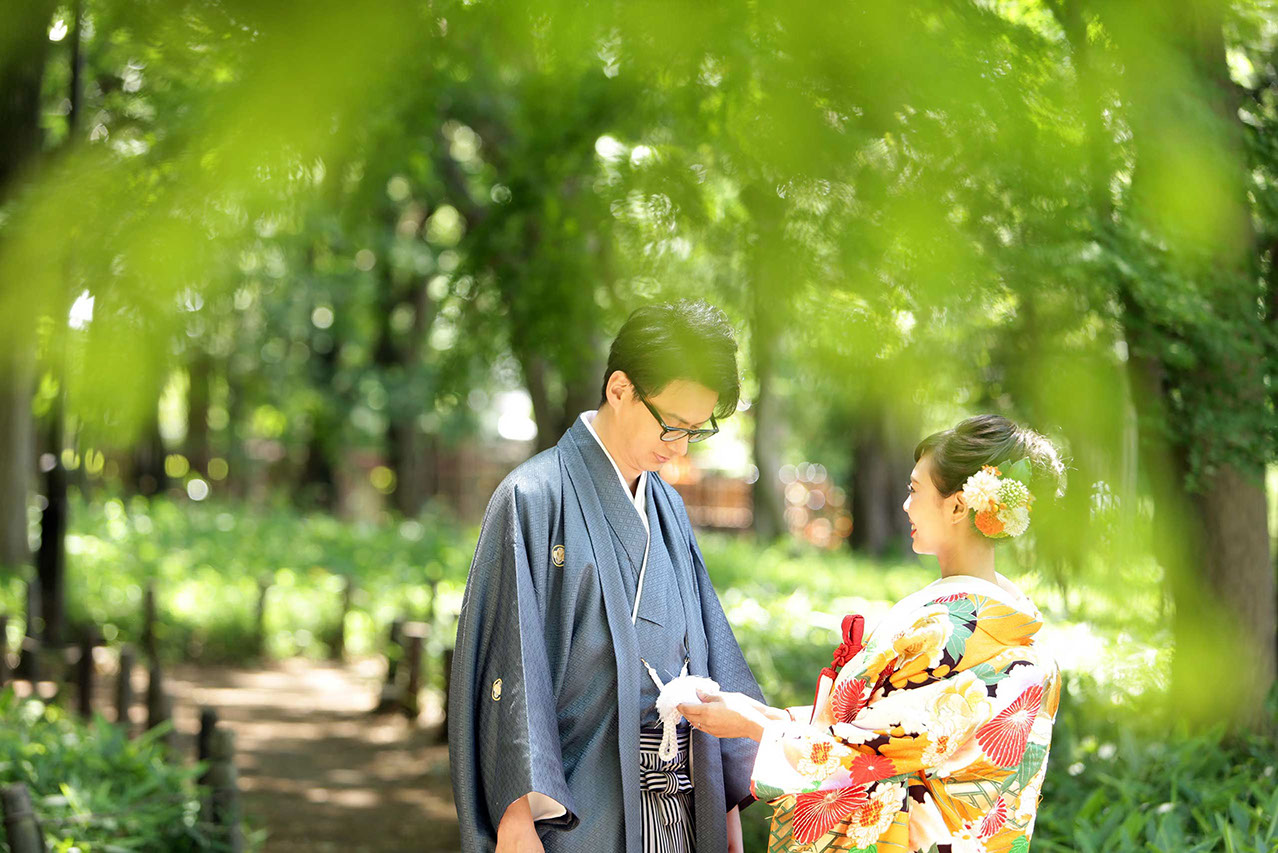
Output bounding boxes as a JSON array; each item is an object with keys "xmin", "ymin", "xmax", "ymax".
[{"xmin": 640, "ymin": 726, "xmax": 695, "ymax": 853}]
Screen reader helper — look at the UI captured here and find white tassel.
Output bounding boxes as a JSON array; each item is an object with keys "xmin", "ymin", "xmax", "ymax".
[{"xmin": 654, "ymin": 675, "xmax": 720, "ymax": 761}]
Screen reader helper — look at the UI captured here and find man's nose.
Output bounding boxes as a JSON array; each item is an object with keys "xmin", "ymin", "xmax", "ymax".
[{"xmin": 670, "ymin": 435, "xmax": 690, "ymax": 457}]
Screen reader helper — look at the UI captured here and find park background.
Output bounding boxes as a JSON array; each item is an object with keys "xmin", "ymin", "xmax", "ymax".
[{"xmin": 3, "ymin": 0, "xmax": 1278, "ymax": 850}]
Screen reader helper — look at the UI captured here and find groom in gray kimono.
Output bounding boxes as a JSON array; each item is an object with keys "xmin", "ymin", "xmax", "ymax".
[{"xmin": 449, "ymin": 300, "xmax": 763, "ymax": 853}]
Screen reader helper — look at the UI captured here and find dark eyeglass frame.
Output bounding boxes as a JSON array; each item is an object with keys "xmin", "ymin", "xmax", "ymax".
[{"xmin": 631, "ymin": 384, "xmax": 719, "ymax": 443}]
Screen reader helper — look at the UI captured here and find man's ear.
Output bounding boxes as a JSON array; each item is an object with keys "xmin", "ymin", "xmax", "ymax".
[{"xmin": 605, "ymin": 370, "xmax": 632, "ymax": 407}]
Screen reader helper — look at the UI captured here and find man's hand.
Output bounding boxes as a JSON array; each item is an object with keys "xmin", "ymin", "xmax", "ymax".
[
  {"xmin": 497, "ymin": 795, "xmax": 544, "ymax": 853},
  {"xmin": 678, "ymin": 690, "xmax": 772, "ymax": 741}
]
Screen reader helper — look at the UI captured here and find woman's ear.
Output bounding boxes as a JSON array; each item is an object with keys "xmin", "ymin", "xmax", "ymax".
[{"xmin": 949, "ymin": 493, "xmax": 969, "ymax": 526}]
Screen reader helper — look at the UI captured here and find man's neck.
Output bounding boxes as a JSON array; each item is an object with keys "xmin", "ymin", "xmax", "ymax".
[{"xmin": 590, "ymin": 407, "xmax": 642, "ymax": 495}]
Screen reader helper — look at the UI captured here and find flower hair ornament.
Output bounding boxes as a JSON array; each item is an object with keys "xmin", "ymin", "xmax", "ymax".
[{"xmin": 960, "ymin": 458, "xmax": 1035, "ymax": 539}]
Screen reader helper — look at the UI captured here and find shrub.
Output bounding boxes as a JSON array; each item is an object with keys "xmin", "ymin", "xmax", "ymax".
[{"xmin": 0, "ymin": 689, "xmax": 257, "ymax": 852}]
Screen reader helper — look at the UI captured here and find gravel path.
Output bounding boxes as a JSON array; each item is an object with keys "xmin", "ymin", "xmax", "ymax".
[{"xmin": 138, "ymin": 656, "xmax": 461, "ymax": 853}]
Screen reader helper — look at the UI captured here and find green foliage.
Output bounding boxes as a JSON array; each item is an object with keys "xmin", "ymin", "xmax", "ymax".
[
  {"xmin": 1035, "ymin": 676, "xmax": 1278, "ymax": 852},
  {"xmin": 37, "ymin": 493, "xmax": 474, "ymax": 666},
  {"xmin": 0, "ymin": 690, "xmax": 253, "ymax": 852}
]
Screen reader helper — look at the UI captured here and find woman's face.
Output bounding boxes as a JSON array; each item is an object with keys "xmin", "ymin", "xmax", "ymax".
[{"xmin": 903, "ymin": 453, "xmax": 964, "ymax": 555}]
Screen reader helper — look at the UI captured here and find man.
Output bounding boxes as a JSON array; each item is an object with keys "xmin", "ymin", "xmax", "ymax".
[{"xmin": 449, "ymin": 300, "xmax": 764, "ymax": 853}]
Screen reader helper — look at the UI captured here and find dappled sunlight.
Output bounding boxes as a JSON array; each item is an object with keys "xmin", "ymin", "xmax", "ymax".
[{"xmin": 3, "ymin": 0, "xmax": 1278, "ymax": 849}]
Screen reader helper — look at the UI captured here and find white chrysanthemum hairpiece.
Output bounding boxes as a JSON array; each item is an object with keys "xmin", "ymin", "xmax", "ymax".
[{"xmin": 961, "ymin": 459, "xmax": 1035, "ymax": 539}]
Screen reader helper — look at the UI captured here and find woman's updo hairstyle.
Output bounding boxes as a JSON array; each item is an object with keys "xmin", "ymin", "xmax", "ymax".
[{"xmin": 914, "ymin": 414, "xmax": 1066, "ymax": 501}]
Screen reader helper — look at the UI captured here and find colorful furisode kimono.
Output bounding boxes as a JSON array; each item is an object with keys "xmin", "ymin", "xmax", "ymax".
[{"xmin": 752, "ymin": 574, "xmax": 1061, "ymax": 853}]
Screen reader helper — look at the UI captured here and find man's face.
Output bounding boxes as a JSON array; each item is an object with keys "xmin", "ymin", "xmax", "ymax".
[{"xmin": 614, "ymin": 378, "xmax": 719, "ymax": 473}]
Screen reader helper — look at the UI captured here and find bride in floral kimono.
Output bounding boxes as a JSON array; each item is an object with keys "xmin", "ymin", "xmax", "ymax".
[{"xmin": 681, "ymin": 415, "xmax": 1066, "ymax": 853}]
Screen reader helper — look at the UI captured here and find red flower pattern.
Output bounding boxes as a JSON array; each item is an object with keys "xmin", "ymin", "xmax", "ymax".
[
  {"xmin": 792, "ymin": 786, "xmax": 869, "ymax": 843},
  {"xmin": 832, "ymin": 677, "xmax": 868, "ymax": 723},
  {"xmin": 978, "ymin": 797, "xmax": 1007, "ymax": 838},
  {"xmin": 848, "ymin": 752, "xmax": 896, "ymax": 785},
  {"xmin": 976, "ymin": 684, "xmax": 1043, "ymax": 767}
]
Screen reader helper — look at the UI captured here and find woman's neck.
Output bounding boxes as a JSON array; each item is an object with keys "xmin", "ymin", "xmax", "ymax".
[{"xmin": 936, "ymin": 535, "xmax": 997, "ymax": 584}]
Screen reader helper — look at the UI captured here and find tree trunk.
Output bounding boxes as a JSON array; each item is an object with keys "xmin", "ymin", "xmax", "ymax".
[
  {"xmin": 33, "ymin": 0, "xmax": 90, "ymax": 649},
  {"xmin": 1195, "ymin": 466, "xmax": 1274, "ymax": 719},
  {"xmin": 848, "ymin": 414, "xmax": 912, "ymax": 557},
  {"xmin": 130, "ymin": 411, "xmax": 168, "ymax": 497},
  {"xmin": 35, "ymin": 391, "xmax": 67, "ymax": 646},
  {"xmin": 750, "ymin": 362, "xmax": 787, "ymax": 543},
  {"xmin": 0, "ymin": 0, "xmax": 57, "ymax": 574},
  {"xmin": 745, "ymin": 184, "xmax": 789, "ymax": 543},
  {"xmin": 562, "ymin": 338, "xmax": 604, "ymax": 438},
  {"xmin": 521, "ymin": 351, "xmax": 559, "ymax": 453},
  {"xmin": 0, "ymin": 349, "xmax": 34, "ymax": 572},
  {"xmin": 300, "ymin": 427, "xmax": 337, "ymax": 511},
  {"xmin": 300, "ymin": 323, "xmax": 339, "ymax": 511},
  {"xmin": 224, "ymin": 361, "xmax": 249, "ymax": 500},
  {"xmin": 0, "ymin": 2, "xmax": 56, "ymax": 191},
  {"xmin": 187, "ymin": 352, "xmax": 212, "ymax": 478}
]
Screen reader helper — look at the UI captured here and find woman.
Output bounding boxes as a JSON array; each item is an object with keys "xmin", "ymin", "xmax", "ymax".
[{"xmin": 681, "ymin": 415, "xmax": 1065, "ymax": 853}]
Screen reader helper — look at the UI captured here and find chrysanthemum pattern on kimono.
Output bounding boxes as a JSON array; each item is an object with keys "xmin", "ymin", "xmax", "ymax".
[{"xmin": 751, "ymin": 578, "xmax": 1061, "ymax": 853}]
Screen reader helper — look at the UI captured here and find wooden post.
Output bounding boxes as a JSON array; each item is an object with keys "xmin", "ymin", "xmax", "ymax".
[
  {"xmin": 75, "ymin": 629, "xmax": 97, "ymax": 719},
  {"xmin": 18, "ymin": 636, "xmax": 41, "ymax": 688},
  {"xmin": 401, "ymin": 624, "xmax": 424, "ymax": 719},
  {"xmin": 438, "ymin": 647, "xmax": 454, "ymax": 744},
  {"xmin": 1, "ymin": 783, "xmax": 46, "ymax": 853},
  {"xmin": 141, "ymin": 582, "xmax": 157, "ymax": 661},
  {"xmin": 115, "ymin": 645, "xmax": 136, "ymax": 729},
  {"xmin": 206, "ymin": 726, "xmax": 244, "ymax": 853},
  {"xmin": 197, "ymin": 707, "xmax": 218, "ymax": 776},
  {"xmin": 373, "ymin": 619, "xmax": 404, "ymax": 713},
  {"xmin": 0, "ymin": 613, "xmax": 9, "ymax": 687},
  {"xmin": 197, "ymin": 707, "xmax": 219, "ymax": 825},
  {"xmin": 145, "ymin": 660, "xmax": 175, "ymax": 752},
  {"xmin": 331, "ymin": 577, "xmax": 352, "ymax": 661},
  {"xmin": 386, "ymin": 618, "xmax": 403, "ymax": 683},
  {"xmin": 425, "ymin": 580, "xmax": 438, "ymax": 626},
  {"xmin": 21, "ymin": 578, "xmax": 40, "ymax": 675},
  {"xmin": 254, "ymin": 579, "xmax": 269, "ymax": 657}
]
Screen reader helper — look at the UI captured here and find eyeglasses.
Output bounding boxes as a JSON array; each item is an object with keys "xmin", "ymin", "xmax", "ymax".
[{"xmin": 632, "ymin": 385, "xmax": 719, "ymax": 443}]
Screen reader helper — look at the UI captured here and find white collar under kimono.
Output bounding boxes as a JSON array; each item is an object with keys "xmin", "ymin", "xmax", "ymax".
[
  {"xmin": 579, "ymin": 410, "xmax": 652, "ymax": 624},
  {"xmin": 580, "ymin": 410, "xmax": 649, "ymax": 527}
]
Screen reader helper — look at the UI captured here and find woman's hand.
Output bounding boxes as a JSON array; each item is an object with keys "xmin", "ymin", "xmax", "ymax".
[
  {"xmin": 738, "ymin": 692, "xmax": 791, "ymax": 722},
  {"xmin": 678, "ymin": 690, "xmax": 773, "ymax": 741}
]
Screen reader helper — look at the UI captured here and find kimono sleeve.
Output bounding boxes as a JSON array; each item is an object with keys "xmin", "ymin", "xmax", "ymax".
[
  {"xmin": 750, "ymin": 670, "xmax": 997, "ymax": 799},
  {"xmin": 448, "ymin": 479, "xmax": 577, "ymax": 849},
  {"xmin": 751, "ymin": 599, "xmax": 1007, "ymax": 799}
]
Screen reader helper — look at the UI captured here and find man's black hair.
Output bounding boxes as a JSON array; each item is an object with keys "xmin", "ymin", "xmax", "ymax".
[{"xmin": 600, "ymin": 299, "xmax": 740, "ymax": 420}]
